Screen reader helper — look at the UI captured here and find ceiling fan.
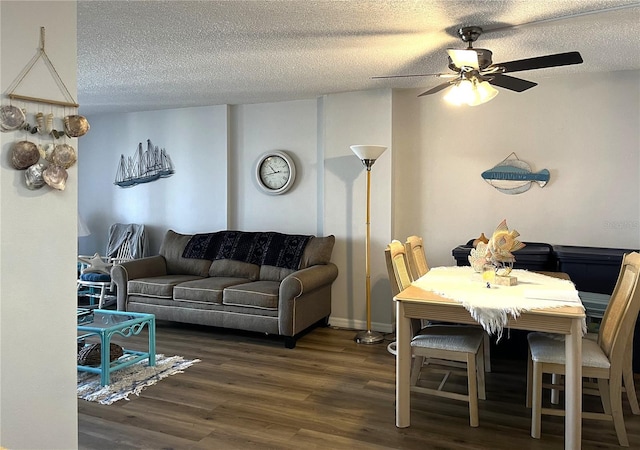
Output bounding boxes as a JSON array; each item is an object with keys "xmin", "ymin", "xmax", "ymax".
[{"xmin": 375, "ymin": 26, "xmax": 583, "ymax": 104}]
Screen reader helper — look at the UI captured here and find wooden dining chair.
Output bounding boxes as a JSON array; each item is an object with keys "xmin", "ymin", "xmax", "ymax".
[
  {"xmin": 528, "ymin": 256, "xmax": 640, "ymax": 413},
  {"xmin": 404, "ymin": 235, "xmax": 492, "ymax": 373},
  {"xmin": 586, "ymin": 290, "xmax": 640, "ymax": 416},
  {"xmin": 404, "ymin": 235, "xmax": 429, "ymax": 280},
  {"xmin": 526, "ymin": 251, "xmax": 640, "ymax": 446},
  {"xmin": 528, "ymin": 252, "xmax": 640, "ymax": 413},
  {"xmin": 385, "ymin": 240, "xmax": 486, "ymax": 427},
  {"xmin": 546, "ymin": 304, "xmax": 639, "ymax": 415}
]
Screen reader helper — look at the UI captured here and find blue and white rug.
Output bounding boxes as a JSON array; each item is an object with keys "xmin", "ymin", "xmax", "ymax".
[{"xmin": 77, "ymin": 354, "xmax": 200, "ymax": 405}]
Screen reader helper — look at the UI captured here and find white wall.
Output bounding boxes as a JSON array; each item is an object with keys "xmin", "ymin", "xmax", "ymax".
[
  {"xmin": 392, "ymin": 70, "xmax": 640, "ymax": 269},
  {"xmin": 0, "ymin": 1, "xmax": 78, "ymax": 448},
  {"xmin": 230, "ymin": 99, "xmax": 320, "ymax": 234},
  {"xmin": 322, "ymin": 89, "xmax": 393, "ymax": 331},
  {"xmin": 78, "ymin": 105, "xmax": 229, "ymax": 254}
]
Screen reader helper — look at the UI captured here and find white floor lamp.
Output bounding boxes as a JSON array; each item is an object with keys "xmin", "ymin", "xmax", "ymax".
[{"xmin": 351, "ymin": 144, "xmax": 387, "ymax": 344}]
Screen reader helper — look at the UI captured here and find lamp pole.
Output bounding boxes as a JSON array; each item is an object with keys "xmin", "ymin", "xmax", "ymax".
[{"xmin": 351, "ymin": 145, "xmax": 387, "ymax": 345}]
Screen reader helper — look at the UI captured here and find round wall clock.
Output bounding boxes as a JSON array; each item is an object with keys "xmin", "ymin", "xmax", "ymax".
[{"xmin": 255, "ymin": 150, "xmax": 296, "ymax": 195}]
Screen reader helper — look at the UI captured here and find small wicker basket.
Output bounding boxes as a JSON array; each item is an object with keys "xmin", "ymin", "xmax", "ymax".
[{"xmin": 77, "ymin": 343, "xmax": 124, "ymax": 367}]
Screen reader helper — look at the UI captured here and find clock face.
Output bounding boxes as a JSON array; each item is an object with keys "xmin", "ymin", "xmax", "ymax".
[{"xmin": 255, "ymin": 151, "xmax": 296, "ymax": 195}]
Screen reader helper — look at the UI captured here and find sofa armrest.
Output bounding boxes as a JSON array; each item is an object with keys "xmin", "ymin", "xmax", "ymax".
[
  {"xmin": 111, "ymin": 255, "xmax": 168, "ymax": 311},
  {"xmin": 278, "ymin": 263, "xmax": 338, "ymax": 338},
  {"xmin": 280, "ymin": 263, "xmax": 339, "ymax": 302}
]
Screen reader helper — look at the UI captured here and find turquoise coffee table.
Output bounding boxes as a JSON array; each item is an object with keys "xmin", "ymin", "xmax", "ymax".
[{"xmin": 77, "ymin": 309, "xmax": 156, "ymax": 386}]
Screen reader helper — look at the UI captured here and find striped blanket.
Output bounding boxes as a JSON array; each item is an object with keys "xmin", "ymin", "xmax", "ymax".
[{"xmin": 182, "ymin": 231, "xmax": 312, "ymax": 270}]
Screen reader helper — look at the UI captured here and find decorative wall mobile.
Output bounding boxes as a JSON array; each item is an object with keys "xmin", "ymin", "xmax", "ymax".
[
  {"xmin": 2, "ymin": 27, "xmax": 90, "ymax": 192},
  {"xmin": 481, "ymin": 152, "xmax": 549, "ymax": 195},
  {"xmin": 115, "ymin": 139, "xmax": 175, "ymax": 188}
]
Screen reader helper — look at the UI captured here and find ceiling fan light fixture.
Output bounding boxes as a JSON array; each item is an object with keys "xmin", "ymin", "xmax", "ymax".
[
  {"xmin": 444, "ymin": 79, "xmax": 470, "ymax": 106},
  {"xmin": 444, "ymin": 77, "xmax": 498, "ymax": 106},
  {"xmin": 472, "ymin": 80, "xmax": 499, "ymax": 105}
]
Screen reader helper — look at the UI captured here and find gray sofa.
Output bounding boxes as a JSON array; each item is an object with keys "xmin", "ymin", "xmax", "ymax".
[{"xmin": 111, "ymin": 230, "xmax": 338, "ymax": 348}]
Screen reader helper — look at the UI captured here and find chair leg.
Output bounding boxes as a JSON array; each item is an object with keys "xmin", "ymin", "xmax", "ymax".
[
  {"xmin": 410, "ymin": 355, "xmax": 424, "ymax": 386},
  {"xmin": 466, "ymin": 352, "xmax": 479, "ymax": 428},
  {"xmin": 598, "ymin": 377, "xmax": 612, "ymax": 415},
  {"xmin": 531, "ymin": 361, "xmax": 543, "ymax": 439},
  {"xmin": 526, "ymin": 347, "xmax": 533, "ymax": 408},
  {"xmin": 483, "ymin": 332, "xmax": 491, "ymax": 373},
  {"xmin": 551, "ymin": 374, "xmax": 561, "ymax": 405},
  {"xmin": 98, "ymin": 285, "xmax": 106, "ymax": 309},
  {"xmin": 605, "ymin": 377, "xmax": 630, "ymax": 447},
  {"xmin": 623, "ymin": 351, "xmax": 640, "ymax": 414},
  {"xmin": 476, "ymin": 342, "xmax": 486, "ymax": 401}
]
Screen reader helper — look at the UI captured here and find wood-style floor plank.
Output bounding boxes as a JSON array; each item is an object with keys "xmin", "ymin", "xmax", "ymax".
[{"xmin": 78, "ymin": 322, "xmax": 640, "ymax": 449}]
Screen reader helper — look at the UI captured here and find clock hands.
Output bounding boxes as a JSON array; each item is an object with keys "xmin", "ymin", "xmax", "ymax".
[
  {"xmin": 265, "ymin": 163, "xmax": 289, "ymax": 177},
  {"xmin": 267, "ymin": 164, "xmax": 279, "ymax": 175}
]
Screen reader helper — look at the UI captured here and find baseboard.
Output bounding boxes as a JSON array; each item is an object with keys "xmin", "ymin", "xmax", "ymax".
[{"xmin": 328, "ymin": 316, "xmax": 394, "ymax": 334}]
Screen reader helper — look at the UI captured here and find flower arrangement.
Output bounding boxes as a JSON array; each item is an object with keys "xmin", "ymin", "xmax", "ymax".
[{"xmin": 468, "ymin": 242, "xmax": 488, "ymax": 272}]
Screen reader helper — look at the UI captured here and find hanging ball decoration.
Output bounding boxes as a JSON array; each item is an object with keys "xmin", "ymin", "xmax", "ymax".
[
  {"xmin": 42, "ymin": 164, "xmax": 68, "ymax": 190},
  {"xmin": 0, "ymin": 105, "xmax": 26, "ymax": 132},
  {"xmin": 25, "ymin": 162, "xmax": 47, "ymax": 190},
  {"xmin": 51, "ymin": 144, "xmax": 77, "ymax": 169},
  {"xmin": 11, "ymin": 140, "xmax": 40, "ymax": 169},
  {"xmin": 64, "ymin": 115, "xmax": 90, "ymax": 137}
]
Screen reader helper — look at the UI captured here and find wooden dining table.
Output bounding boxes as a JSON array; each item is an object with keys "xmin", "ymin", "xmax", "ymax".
[{"xmin": 394, "ymin": 269, "xmax": 586, "ymax": 450}]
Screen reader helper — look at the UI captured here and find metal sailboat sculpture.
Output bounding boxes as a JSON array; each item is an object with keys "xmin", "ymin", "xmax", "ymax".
[{"xmin": 114, "ymin": 139, "xmax": 174, "ymax": 188}]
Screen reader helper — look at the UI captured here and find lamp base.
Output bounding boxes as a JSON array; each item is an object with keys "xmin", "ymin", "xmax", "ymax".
[{"xmin": 354, "ymin": 329, "xmax": 384, "ymax": 345}]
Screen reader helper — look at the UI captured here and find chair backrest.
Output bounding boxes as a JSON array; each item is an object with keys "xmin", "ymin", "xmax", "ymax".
[
  {"xmin": 405, "ymin": 235, "xmax": 429, "ymax": 281},
  {"xmin": 107, "ymin": 223, "xmax": 147, "ymax": 261},
  {"xmin": 385, "ymin": 240, "xmax": 413, "ymax": 297},
  {"xmin": 112, "ymin": 239, "xmax": 133, "ymax": 263},
  {"xmin": 598, "ymin": 252, "xmax": 640, "ymax": 370},
  {"xmin": 385, "ymin": 239, "xmax": 422, "ymax": 335}
]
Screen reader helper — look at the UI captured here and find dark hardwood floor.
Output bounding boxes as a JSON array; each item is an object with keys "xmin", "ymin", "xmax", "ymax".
[{"xmin": 78, "ymin": 322, "xmax": 640, "ymax": 449}]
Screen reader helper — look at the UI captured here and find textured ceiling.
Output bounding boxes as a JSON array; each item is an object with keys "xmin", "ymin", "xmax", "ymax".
[{"xmin": 77, "ymin": 0, "xmax": 640, "ymax": 115}]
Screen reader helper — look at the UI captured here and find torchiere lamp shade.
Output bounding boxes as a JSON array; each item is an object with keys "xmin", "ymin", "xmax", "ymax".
[{"xmin": 351, "ymin": 145, "xmax": 387, "ymax": 168}]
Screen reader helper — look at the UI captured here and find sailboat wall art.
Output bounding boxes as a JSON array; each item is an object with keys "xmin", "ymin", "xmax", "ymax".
[{"xmin": 114, "ymin": 139, "xmax": 175, "ymax": 188}]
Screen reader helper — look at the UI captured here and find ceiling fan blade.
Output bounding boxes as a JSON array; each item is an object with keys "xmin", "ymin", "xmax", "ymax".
[
  {"xmin": 497, "ymin": 51, "xmax": 583, "ymax": 73},
  {"xmin": 418, "ymin": 81, "xmax": 454, "ymax": 97},
  {"xmin": 447, "ymin": 49, "xmax": 479, "ymax": 69},
  {"xmin": 372, "ymin": 72, "xmax": 448, "ymax": 79},
  {"xmin": 489, "ymin": 74, "xmax": 537, "ymax": 92}
]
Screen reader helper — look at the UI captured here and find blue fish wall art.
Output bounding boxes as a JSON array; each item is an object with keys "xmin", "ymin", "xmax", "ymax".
[{"xmin": 481, "ymin": 153, "xmax": 549, "ymax": 195}]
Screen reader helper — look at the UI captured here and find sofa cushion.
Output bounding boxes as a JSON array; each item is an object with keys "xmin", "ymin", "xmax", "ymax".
[
  {"xmin": 208, "ymin": 259, "xmax": 260, "ymax": 281},
  {"xmin": 174, "ymin": 277, "xmax": 251, "ymax": 304},
  {"xmin": 300, "ymin": 235, "xmax": 335, "ymax": 268},
  {"xmin": 259, "ymin": 265, "xmax": 295, "ymax": 282},
  {"xmin": 79, "ymin": 272, "xmax": 111, "ymax": 282},
  {"xmin": 129, "ymin": 274, "xmax": 204, "ymax": 299},
  {"xmin": 160, "ymin": 230, "xmax": 212, "ymax": 277},
  {"xmin": 223, "ymin": 281, "xmax": 280, "ymax": 310}
]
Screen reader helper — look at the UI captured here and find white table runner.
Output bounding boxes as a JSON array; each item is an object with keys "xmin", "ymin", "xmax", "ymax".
[{"xmin": 412, "ymin": 266, "xmax": 586, "ymax": 339}]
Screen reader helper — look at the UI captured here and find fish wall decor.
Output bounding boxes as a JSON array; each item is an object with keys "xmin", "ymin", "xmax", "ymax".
[{"xmin": 481, "ymin": 153, "xmax": 549, "ymax": 195}]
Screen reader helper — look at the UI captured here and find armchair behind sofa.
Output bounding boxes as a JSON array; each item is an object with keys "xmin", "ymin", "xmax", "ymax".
[{"xmin": 111, "ymin": 230, "xmax": 338, "ymax": 348}]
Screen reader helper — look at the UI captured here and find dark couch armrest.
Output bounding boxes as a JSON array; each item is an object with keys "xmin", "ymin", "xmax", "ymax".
[
  {"xmin": 111, "ymin": 255, "xmax": 168, "ymax": 311},
  {"xmin": 280, "ymin": 263, "xmax": 339, "ymax": 302}
]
